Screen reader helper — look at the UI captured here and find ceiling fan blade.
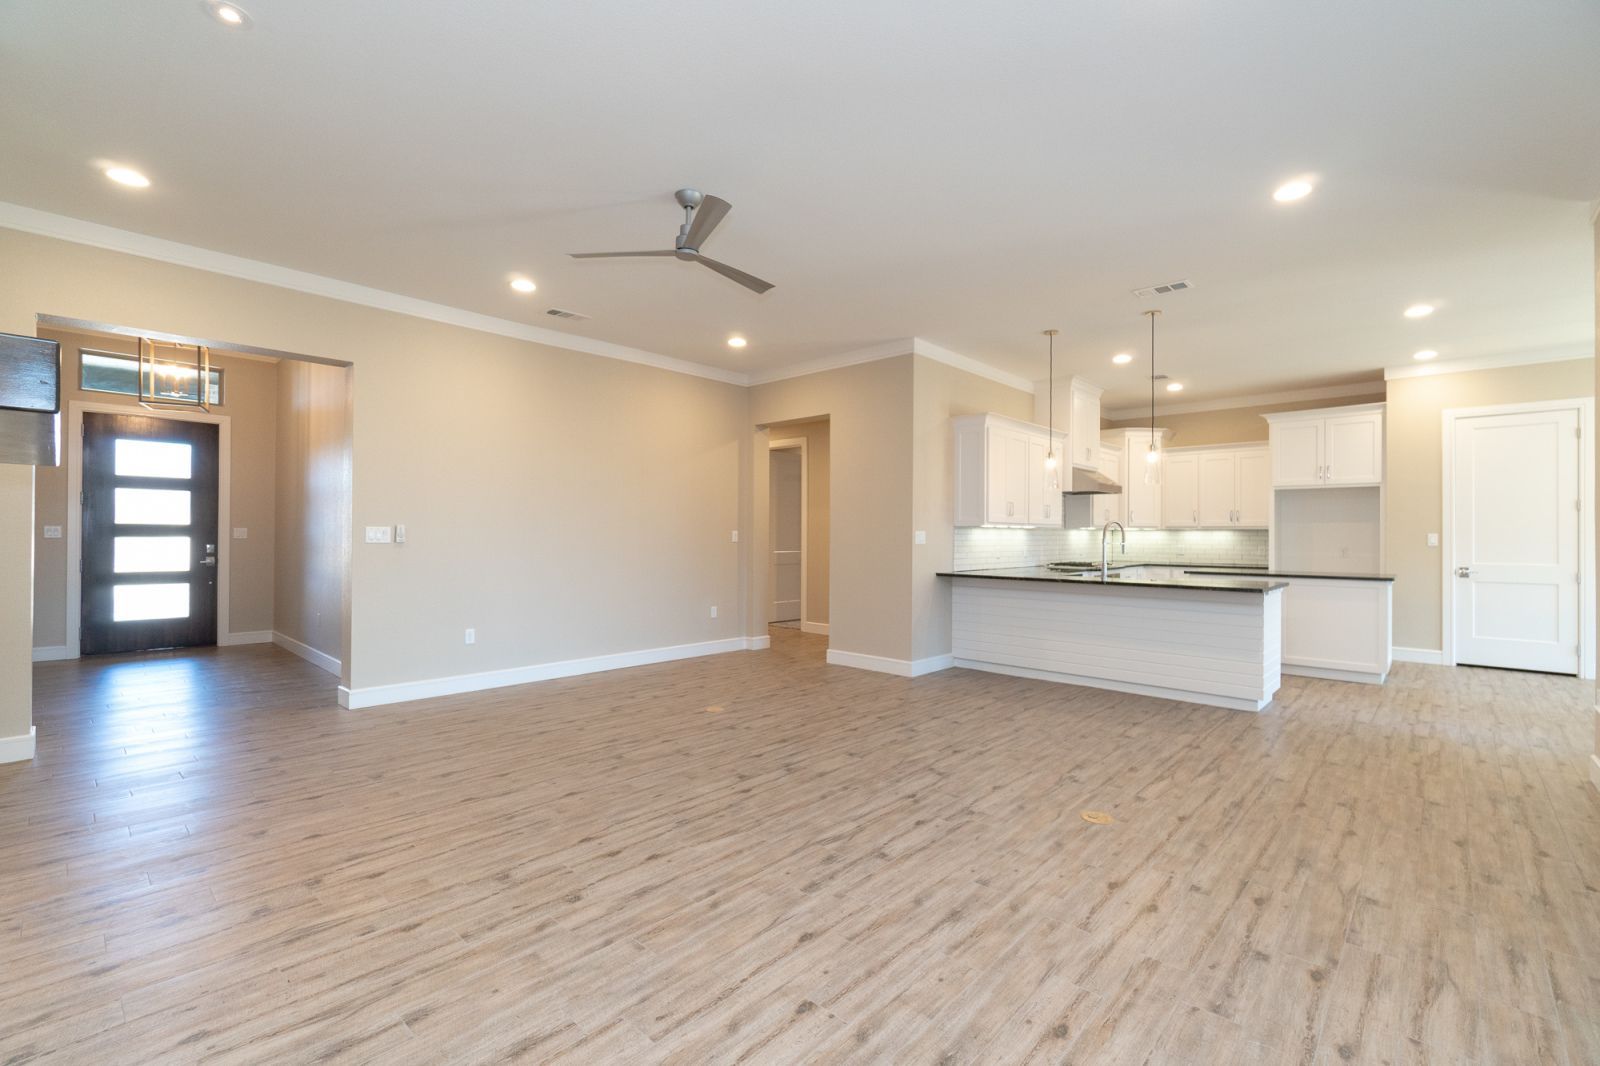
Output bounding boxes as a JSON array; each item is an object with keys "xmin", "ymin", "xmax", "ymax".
[
  {"xmin": 569, "ymin": 250, "xmax": 677, "ymax": 258},
  {"xmin": 683, "ymin": 195, "xmax": 732, "ymax": 250},
  {"xmin": 696, "ymin": 255, "xmax": 775, "ymax": 294}
]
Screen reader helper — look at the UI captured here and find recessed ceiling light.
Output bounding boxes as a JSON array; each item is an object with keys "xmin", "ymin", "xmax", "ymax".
[
  {"xmin": 727, "ymin": 336, "xmax": 748, "ymax": 349},
  {"xmin": 1413, "ymin": 349, "xmax": 1439, "ymax": 361},
  {"xmin": 1272, "ymin": 179, "xmax": 1314, "ymax": 203},
  {"xmin": 1404, "ymin": 303, "xmax": 1435, "ymax": 318},
  {"xmin": 104, "ymin": 166, "xmax": 150, "ymax": 188},
  {"xmin": 509, "ymin": 277, "xmax": 536, "ymax": 294},
  {"xmin": 203, "ymin": 1, "xmax": 252, "ymax": 27},
  {"xmin": 1166, "ymin": 382, "xmax": 1184, "ymax": 392},
  {"xmin": 1112, "ymin": 352, "xmax": 1133, "ymax": 365}
]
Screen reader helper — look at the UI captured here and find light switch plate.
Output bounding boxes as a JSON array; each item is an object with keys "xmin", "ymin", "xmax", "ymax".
[
  {"xmin": 232, "ymin": 527, "xmax": 248, "ymax": 540},
  {"xmin": 394, "ymin": 523, "xmax": 406, "ymax": 544},
  {"xmin": 364, "ymin": 526, "xmax": 393, "ymax": 544},
  {"xmin": 1427, "ymin": 533, "xmax": 1439, "ymax": 547},
  {"xmin": 42, "ymin": 525, "xmax": 61, "ymax": 539},
  {"xmin": 730, "ymin": 530, "xmax": 739, "ymax": 543},
  {"xmin": 914, "ymin": 530, "xmax": 927, "ymax": 545}
]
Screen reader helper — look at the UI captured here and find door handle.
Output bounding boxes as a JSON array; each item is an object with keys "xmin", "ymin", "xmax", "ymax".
[{"xmin": 1455, "ymin": 566, "xmax": 1471, "ymax": 578}]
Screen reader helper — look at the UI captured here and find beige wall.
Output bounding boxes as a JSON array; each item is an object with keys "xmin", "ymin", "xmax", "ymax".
[
  {"xmin": 1387, "ymin": 359, "xmax": 1594, "ymax": 651},
  {"xmin": 749, "ymin": 357, "xmax": 912, "ymax": 661},
  {"xmin": 0, "ymin": 230, "xmax": 750, "ymax": 722},
  {"xmin": 911, "ymin": 356, "xmax": 1034, "ymax": 661},
  {"xmin": 1104, "ymin": 391, "xmax": 1386, "ymax": 446},
  {"xmin": 274, "ymin": 359, "xmax": 351, "ymax": 668},
  {"xmin": 768, "ymin": 417, "xmax": 830, "ymax": 626},
  {"xmin": 30, "ymin": 327, "xmax": 280, "ymax": 649}
]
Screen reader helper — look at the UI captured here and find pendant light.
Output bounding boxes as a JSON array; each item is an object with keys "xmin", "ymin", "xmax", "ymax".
[
  {"xmin": 1043, "ymin": 329, "xmax": 1060, "ymax": 490},
  {"xmin": 1142, "ymin": 309, "xmax": 1162, "ymax": 484}
]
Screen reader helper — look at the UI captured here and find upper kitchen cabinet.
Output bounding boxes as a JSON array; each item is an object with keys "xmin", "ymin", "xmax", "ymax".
[
  {"xmin": 1188, "ymin": 446, "xmax": 1272, "ymax": 527},
  {"xmin": 1102, "ymin": 428, "xmax": 1167, "ymax": 528},
  {"xmin": 1034, "ymin": 375, "xmax": 1104, "ymax": 469},
  {"xmin": 1264, "ymin": 404, "xmax": 1385, "ymax": 488},
  {"xmin": 1162, "ymin": 451, "xmax": 1200, "ymax": 528},
  {"xmin": 953, "ymin": 413, "xmax": 1059, "ymax": 527}
]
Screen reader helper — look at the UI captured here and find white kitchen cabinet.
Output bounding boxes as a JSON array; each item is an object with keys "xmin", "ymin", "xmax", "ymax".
[
  {"xmin": 953, "ymin": 413, "xmax": 1060, "ymax": 527},
  {"xmin": 1279, "ymin": 577, "xmax": 1393, "ymax": 684},
  {"xmin": 1069, "ymin": 381, "xmax": 1103, "ymax": 468},
  {"xmin": 1162, "ymin": 452, "xmax": 1200, "ymax": 528},
  {"xmin": 1027, "ymin": 433, "xmax": 1055, "ymax": 525},
  {"xmin": 1265, "ymin": 405, "xmax": 1384, "ymax": 488},
  {"xmin": 1105, "ymin": 428, "xmax": 1167, "ymax": 529},
  {"xmin": 1061, "ymin": 443, "xmax": 1124, "ymax": 528},
  {"xmin": 1197, "ymin": 451, "xmax": 1237, "ymax": 526},
  {"xmin": 1237, "ymin": 448, "xmax": 1271, "ymax": 526}
]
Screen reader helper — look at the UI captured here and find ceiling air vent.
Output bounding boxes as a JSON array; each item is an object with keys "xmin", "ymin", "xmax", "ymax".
[
  {"xmin": 1132, "ymin": 280, "xmax": 1193, "ymax": 299},
  {"xmin": 545, "ymin": 308, "xmax": 590, "ymax": 321}
]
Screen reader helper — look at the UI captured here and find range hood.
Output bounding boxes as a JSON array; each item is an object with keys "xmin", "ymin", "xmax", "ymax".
[
  {"xmin": 0, "ymin": 332, "xmax": 62, "ymax": 467},
  {"xmin": 1061, "ymin": 466, "xmax": 1121, "ymax": 495}
]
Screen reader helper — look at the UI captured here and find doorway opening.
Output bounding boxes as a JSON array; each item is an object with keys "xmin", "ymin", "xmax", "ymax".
[
  {"xmin": 32, "ymin": 317, "xmax": 354, "ymax": 696},
  {"xmin": 765, "ymin": 418, "xmax": 830, "ymax": 640}
]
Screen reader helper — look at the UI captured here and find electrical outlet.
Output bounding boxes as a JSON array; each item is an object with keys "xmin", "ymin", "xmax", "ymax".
[
  {"xmin": 464, "ymin": 628, "xmax": 476, "ymax": 645},
  {"xmin": 730, "ymin": 530, "xmax": 739, "ymax": 543},
  {"xmin": 395, "ymin": 523, "xmax": 406, "ymax": 544},
  {"xmin": 710, "ymin": 606, "xmax": 718, "ymax": 619},
  {"xmin": 42, "ymin": 525, "xmax": 61, "ymax": 539}
]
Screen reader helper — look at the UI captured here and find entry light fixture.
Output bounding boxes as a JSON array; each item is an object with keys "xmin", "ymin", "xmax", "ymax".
[
  {"xmin": 1413, "ymin": 349, "xmax": 1439, "ymax": 361},
  {"xmin": 203, "ymin": 1, "xmax": 252, "ymax": 27},
  {"xmin": 1272, "ymin": 178, "xmax": 1314, "ymax": 203},
  {"xmin": 1112, "ymin": 352, "xmax": 1133, "ymax": 365},
  {"xmin": 1404, "ymin": 304, "xmax": 1435, "ymax": 319},
  {"xmin": 1166, "ymin": 382, "xmax": 1184, "ymax": 393},
  {"xmin": 104, "ymin": 165, "xmax": 150, "ymax": 189},
  {"xmin": 509, "ymin": 277, "xmax": 536, "ymax": 294},
  {"xmin": 727, "ymin": 335, "xmax": 748, "ymax": 349}
]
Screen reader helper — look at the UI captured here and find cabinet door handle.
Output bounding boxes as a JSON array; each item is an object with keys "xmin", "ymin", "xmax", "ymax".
[
  {"xmin": 1325, "ymin": 465, "xmax": 1332, "ymax": 481},
  {"xmin": 1007, "ymin": 501, "xmax": 1014, "ymax": 516}
]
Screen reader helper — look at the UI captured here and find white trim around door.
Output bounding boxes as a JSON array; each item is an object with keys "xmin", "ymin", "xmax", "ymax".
[
  {"xmin": 64, "ymin": 400, "xmax": 233, "ymax": 660},
  {"xmin": 768, "ymin": 437, "xmax": 808, "ymax": 629},
  {"xmin": 1441, "ymin": 397, "xmax": 1594, "ymax": 679}
]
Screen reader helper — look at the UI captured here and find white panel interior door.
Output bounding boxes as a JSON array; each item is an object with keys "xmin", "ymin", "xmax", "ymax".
[
  {"xmin": 769, "ymin": 448, "xmax": 802, "ymax": 622},
  {"xmin": 1452, "ymin": 408, "xmax": 1579, "ymax": 673}
]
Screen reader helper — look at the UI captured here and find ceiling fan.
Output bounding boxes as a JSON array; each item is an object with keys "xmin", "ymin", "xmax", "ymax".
[{"xmin": 569, "ymin": 188, "xmax": 775, "ymax": 294}]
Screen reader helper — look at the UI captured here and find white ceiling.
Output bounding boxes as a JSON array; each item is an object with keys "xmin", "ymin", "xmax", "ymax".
[{"xmin": 2, "ymin": 0, "xmax": 1597, "ymax": 406}]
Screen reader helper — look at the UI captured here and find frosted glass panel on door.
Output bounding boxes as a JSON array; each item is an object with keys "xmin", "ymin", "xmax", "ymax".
[
  {"xmin": 114, "ymin": 439, "xmax": 192, "ymax": 479},
  {"xmin": 113, "ymin": 583, "xmax": 190, "ymax": 622},
  {"xmin": 114, "ymin": 536, "xmax": 191, "ymax": 573},
  {"xmin": 114, "ymin": 488, "xmax": 191, "ymax": 525}
]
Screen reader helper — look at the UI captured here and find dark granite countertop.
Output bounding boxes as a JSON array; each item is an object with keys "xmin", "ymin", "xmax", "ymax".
[
  {"xmin": 1180, "ymin": 567, "xmax": 1396, "ymax": 582},
  {"xmin": 936, "ymin": 566, "xmax": 1288, "ymax": 594}
]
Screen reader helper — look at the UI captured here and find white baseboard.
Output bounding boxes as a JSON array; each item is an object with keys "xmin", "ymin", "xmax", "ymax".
[
  {"xmin": 1392, "ymin": 647, "xmax": 1445, "ymax": 665},
  {"xmin": 747, "ymin": 635, "xmax": 771, "ymax": 650},
  {"xmin": 31, "ymin": 645, "xmax": 70, "ymax": 662},
  {"xmin": 219, "ymin": 630, "xmax": 274, "ymax": 647},
  {"xmin": 272, "ymin": 631, "xmax": 341, "ymax": 676},
  {"xmin": 1282, "ymin": 664, "xmax": 1389, "ymax": 685},
  {"xmin": 1591, "ymin": 751, "xmax": 1600, "ymax": 796},
  {"xmin": 801, "ymin": 621, "xmax": 829, "ymax": 636},
  {"xmin": 0, "ymin": 726, "xmax": 37, "ymax": 765},
  {"xmin": 338, "ymin": 635, "xmax": 764, "ymax": 710},
  {"xmin": 825, "ymin": 648, "xmax": 953, "ymax": 678}
]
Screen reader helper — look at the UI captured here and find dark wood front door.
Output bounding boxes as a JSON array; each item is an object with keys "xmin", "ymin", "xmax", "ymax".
[{"xmin": 81, "ymin": 412, "xmax": 220, "ymax": 655}]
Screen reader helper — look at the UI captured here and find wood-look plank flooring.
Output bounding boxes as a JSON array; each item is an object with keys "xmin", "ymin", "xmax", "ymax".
[{"xmin": 4, "ymin": 629, "xmax": 1599, "ymax": 1064}]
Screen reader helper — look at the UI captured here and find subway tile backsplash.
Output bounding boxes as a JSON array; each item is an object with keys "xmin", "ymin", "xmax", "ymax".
[{"xmin": 952, "ymin": 526, "xmax": 1269, "ymax": 571}]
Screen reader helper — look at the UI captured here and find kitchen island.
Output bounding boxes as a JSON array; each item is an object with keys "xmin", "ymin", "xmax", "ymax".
[{"xmin": 937, "ymin": 566, "xmax": 1287, "ymax": 712}]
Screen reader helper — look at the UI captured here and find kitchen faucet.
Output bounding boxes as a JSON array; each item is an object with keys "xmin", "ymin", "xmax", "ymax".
[{"xmin": 1100, "ymin": 521, "xmax": 1126, "ymax": 581}]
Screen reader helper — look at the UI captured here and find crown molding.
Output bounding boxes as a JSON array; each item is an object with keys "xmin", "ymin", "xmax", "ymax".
[
  {"xmin": 911, "ymin": 339, "xmax": 1036, "ymax": 392},
  {"xmin": 0, "ymin": 201, "xmax": 747, "ymax": 386},
  {"xmin": 1103, "ymin": 380, "xmax": 1385, "ymax": 420},
  {"xmin": 744, "ymin": 339, "xmax": 915, "ymax": 385},
  {"xmin": 1383, "ymin": 344, "xmax": 1593, "ymax": 381}
]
